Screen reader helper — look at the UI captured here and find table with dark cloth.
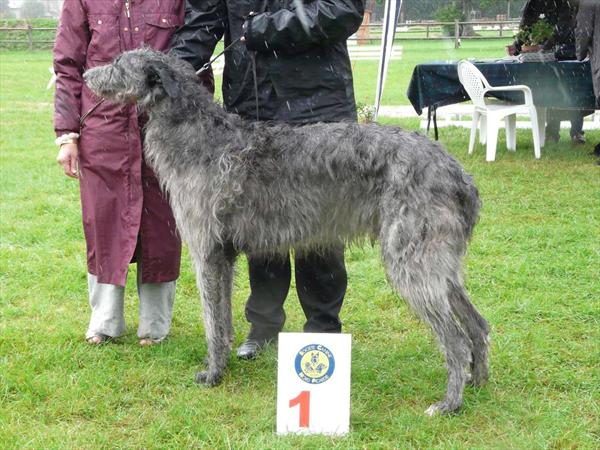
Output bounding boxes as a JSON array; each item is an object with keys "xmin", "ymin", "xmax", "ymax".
[{"xmin": 407, "ymin": 60, "xmax": 596, "ymax": 138}]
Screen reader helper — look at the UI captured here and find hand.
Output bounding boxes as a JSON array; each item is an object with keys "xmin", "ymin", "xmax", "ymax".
[
  {"xmin": 241, "ymin": 19, "xmax": 249, "ymax": 42},
  {"xmin": 56, "ymin": 142, "xmax": 79, "ymax": 178},
  {"xmin": 242, "ymin": 11, "xmax": 258, "ymax": 42}
]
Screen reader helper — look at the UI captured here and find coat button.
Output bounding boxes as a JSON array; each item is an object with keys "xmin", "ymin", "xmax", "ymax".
[
  {"xmin": 134, "ymin": 26, "xmax": 139, "ymax": 32},
  {"xmin": 124, "ymin": 27, "xmax": 129, "ymax": 31},
  {"xmin": 97, "ymin": 19, "xmax": 102, "ymax": 24},
  {"xmin": 161, "ymin": 18, "xmax": 167, "ymax": 23}
]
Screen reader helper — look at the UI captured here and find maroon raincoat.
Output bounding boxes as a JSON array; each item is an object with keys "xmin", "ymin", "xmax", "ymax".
[{"xmin": 53, "ymin": 0, "xmax": 212, "ymax": 286}]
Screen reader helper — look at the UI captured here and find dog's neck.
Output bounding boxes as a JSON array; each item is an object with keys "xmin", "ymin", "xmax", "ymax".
[
  {"xmin": 151, "ymin": 77, "xmax": 228, "ymax": 120},
  {"xmin": 145, "ymin": 76, "xmax": 247, "ymax": 163}
]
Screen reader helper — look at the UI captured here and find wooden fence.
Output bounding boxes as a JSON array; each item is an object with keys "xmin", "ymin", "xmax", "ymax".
[
  {"xmin": 0, "ymin": 20, "xmax": 521, "ymax": 50},
  {"xmin": 0, "ymin": 24, "xmax": 56, "ymax": 49},
  {"xmin": 350, "ymin": 20, "xmax": 520, "ymax": 48}
]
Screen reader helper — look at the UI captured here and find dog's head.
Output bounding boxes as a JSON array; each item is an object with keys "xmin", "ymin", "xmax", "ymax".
[{"xmin": 83, "ymin": 48, "xmax": 185, "ymax": 109}]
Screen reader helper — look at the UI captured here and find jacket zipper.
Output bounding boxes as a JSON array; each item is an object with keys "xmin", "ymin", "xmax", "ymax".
[
  {"xmin": 124, "ymin": 0, "xmax": 134, "ymax": 49},
  {"xmin": 81, "ymin": 1, "xmax": 132, "ymax": 128}
]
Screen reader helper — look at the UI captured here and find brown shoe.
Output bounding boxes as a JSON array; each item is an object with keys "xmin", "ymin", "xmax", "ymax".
[
  {"xmin": 139, "ymin": 336, "xmax": 166, "ymax": 346},
  {"xmin": 571, "ymin": 133, "xmax": 586, "ymax": 145},
  {"xmin": 86, "ymin": 334, "xmax": 111, "ymax": 345}
]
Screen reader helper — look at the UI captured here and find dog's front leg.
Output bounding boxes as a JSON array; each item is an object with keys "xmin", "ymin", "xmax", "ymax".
[{"xmin": 192, "ymin": 246, "xmax": 234, "ymax": 386}]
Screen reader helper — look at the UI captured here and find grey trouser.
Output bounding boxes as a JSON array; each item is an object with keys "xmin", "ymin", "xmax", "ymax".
[{"xmin": 86, "ymin": 268, "xmax": 175, "ymax": 340}]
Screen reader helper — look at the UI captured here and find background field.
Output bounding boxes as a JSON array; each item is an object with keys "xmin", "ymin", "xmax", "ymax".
[
  {"xmin": 0, "ymin": 18, "xmax": 518, "ymax": 50},
  {"xmin": 1, "ymin": 40, "xmax": 599, "ymax": 449}
]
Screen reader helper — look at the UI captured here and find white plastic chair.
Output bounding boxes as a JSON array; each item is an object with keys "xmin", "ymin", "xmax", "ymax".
[{"xmin": 457, "ymin": 60, "xmax": 545, "ymax": 162}]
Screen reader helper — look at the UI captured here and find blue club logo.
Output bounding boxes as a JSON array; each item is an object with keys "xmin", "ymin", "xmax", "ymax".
[{"xmin": 295, "ymin": 344, "xmax": 335, "ymax": 384}]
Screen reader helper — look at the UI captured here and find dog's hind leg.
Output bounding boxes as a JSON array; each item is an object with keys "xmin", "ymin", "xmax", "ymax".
[
  {"xmin": 447, "ymin": 280, "xmax": 489, "ymax": 387},
  {"xmin": 191, "ymin": 245, "xmax": 234, "ymax": 386},
  {"xmin": 381, "ymin": 210, "xmax": 474, "ymax": 415},
  {"xmin": 220, "ymin": 243, "xmax": 237, "ymax": 348}
]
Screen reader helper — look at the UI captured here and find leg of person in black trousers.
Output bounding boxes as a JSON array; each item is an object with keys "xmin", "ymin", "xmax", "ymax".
[
  {"xmin": 295, "ymin": 246, "xmax": 346, "ymax": 333},
  {"xmin": 546, "ymin": 109, "xmax": 588, "ymax": 144},
  {"xmin": 569, "ymin": 110, "xmax": 587, "ymax": 144},
  {"xmin": 237, "ymin": 255, "xmax": 290, "ymax": 358},
  {"xmin": 545, "ymin": 109, "xmax": 562, "ymax": 143},
  {"xmin": 237, "ymin": 246, "xmax": 347, "ymax": 359}
]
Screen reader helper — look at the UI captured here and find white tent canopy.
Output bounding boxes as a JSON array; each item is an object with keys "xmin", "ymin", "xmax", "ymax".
[{"xmin": 374, "ymin": 0, "xmax": 402, "ymax": 120}]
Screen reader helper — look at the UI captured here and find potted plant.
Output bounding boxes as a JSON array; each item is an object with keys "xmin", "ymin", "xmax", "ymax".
[{"xmin": 515, "ymin": 18, "xmax": 554, "ymax": 53}]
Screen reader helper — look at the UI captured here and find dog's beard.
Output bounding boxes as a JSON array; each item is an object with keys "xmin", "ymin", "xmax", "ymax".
[
  {"xmin": 88, "ymin": 84, "xmax": 137, "ymax": 104},
  {"xmin": 88, "ymin": 87, "xmax": 135, "ymax": 104},
  {"xmin": 112, "ymin": 91, "xmax": 137, "ymax": 104}
]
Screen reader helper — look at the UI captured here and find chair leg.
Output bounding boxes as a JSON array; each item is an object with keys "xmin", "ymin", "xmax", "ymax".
[
  {"xmin": 536, "ymin": 107, "xmax": 546, "ymax": 148},
  {"xmin": 479, "ymin": 115, "xmax": 487, "ymax": 144},
  {"xmin": 505, "ymin": 114, "xmax": 517, "ymax": 151},
  {"xmin": 469, "ymin": 111, "xmax": 480, "ymax": 155},
  {"xmin": 529, "ymin": 106, "xmax": 542, "ymax": 159},
  {"xmin": 486, "ymin": 115, "xmax": 499, "ymax": 162}
]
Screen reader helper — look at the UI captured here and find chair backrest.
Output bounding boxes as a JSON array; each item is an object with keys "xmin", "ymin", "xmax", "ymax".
[{"xmin": 457, "ymin": 60, "xmax": 491, "ymax": 109}]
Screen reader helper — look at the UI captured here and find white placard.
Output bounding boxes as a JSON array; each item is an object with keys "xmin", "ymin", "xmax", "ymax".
[{"xmin": 276, "ymin": 332, "xmax": 352, "ymax": 435}]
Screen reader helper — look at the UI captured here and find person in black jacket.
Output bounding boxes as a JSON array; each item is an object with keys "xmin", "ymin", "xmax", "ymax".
[
  {"xmin": 577, "ymin": 0, "xmax": 600, "ymax": 108},
  {"xmin": 516, "ymin": 0, "xmax": 590, "ymax": 144},
  {"xmin": 576, "ymin": 0, "xmax": 600, "ymax": 161},
  {"xmin": 516, "ymin": 0, "xmax": 578, "ymax": 59},
  {"xmin": 171, "ymin": 0, "xmax": 364, "ymax": 359}
]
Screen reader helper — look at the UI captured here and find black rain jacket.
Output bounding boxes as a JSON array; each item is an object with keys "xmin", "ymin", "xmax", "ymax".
[
  {"xmin": 170, "ymin": 0, "xmax": 364, "ymax": 124},
  {"xmin": 576, "ymin": 0, "xmax": 600, "ymax": 105}
]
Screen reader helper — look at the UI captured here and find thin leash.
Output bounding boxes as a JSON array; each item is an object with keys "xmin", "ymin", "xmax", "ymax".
[
  {"xmin": 196, "ymin": 35, "xmax": 260, "ymax": 122},
  {"xmin": 196, "ymin": 36, "xmax": 243, "ymax": 76},
  {"xmin": 80, "ymin": 99, "xmax": 105, "ymax": 127},
  {"xmin": 250, "ymin": 52, "xmax": 259, "ymax": 121}
]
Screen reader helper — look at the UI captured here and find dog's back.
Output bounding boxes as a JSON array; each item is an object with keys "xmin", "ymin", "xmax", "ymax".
[{"xmin": 209, "ymin": 120, "xmax": 480, "ymax": 255}]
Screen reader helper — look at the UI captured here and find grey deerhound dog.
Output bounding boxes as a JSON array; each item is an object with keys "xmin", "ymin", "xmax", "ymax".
[{"xmin": 84, "ymin": 48, "xmax": 489, "ymax": 415}]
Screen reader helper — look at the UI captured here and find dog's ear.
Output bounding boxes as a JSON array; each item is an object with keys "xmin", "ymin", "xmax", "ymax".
[{"xmin": 146, "ymin": 61, "xmax": 181, "ymax": 98}]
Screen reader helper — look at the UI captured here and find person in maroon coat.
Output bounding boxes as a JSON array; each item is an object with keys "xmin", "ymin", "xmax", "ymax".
[{"xmin": 53, "ymin": 0, "xmax": 212, "ymax": 345}]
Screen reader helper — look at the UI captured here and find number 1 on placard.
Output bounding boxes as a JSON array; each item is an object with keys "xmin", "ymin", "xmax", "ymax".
[{"xmin": 289, "ymin": 390, "xmax": 311, "ymax": 428}]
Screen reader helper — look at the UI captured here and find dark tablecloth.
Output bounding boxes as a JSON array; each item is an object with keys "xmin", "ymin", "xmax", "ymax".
[{"xmin": 407, "ymin": 60, "xmax": 597, "ymax": 115}]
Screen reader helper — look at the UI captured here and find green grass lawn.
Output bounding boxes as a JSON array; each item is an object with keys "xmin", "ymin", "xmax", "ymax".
[
  {"xmin": 1, "ymin": 40, "xmax": 599, "ymax": 449},
  {"xmin": 353, "ymin": 39, "xmax": 511, "ymax": 106}
]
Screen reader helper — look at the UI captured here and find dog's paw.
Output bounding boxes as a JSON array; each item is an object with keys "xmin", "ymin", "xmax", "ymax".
[
  {"xmin": 468, "ymin": 370, "xmax": 489, "ymax": 387},
  {"xmin": 194, "ymin": 370, "xmax": 223, "ymax": 386},
  {"xmin": 468, "ymin": 363, "xmax": 489, "ymax": 387},
  {"xmin": 425, "ymin": 401, "xmax": 460, "ymax": 416}
]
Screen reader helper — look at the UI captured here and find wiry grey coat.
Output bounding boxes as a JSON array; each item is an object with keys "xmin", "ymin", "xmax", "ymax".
[{"xmin": 83, "ymin": 49, "xmax": 490, "ymax": 415}]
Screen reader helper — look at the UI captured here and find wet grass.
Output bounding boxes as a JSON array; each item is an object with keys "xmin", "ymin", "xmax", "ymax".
[{"xmin": 1, "ymin": 43, "xmax": 599, "ymax": 449}]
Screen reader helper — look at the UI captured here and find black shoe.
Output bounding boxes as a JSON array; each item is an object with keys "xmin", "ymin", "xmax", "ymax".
[
  {"xmin": 546, "ymin": 133, "xmax": 560, "ymax": 144},
  {"xmin": 571, "ymin": 133, "xmax": 586, "ymax": 145},
  {"xmin": 236, "ymin": 336, "xmax": 276, "ymax": 360},
  {"xmin": 593, "ymin": 143, "xmax": 600, "ymax": 157},
  {"xmin": 236, "ymin": 326, "xmax": 279, "ymax": 360}
]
